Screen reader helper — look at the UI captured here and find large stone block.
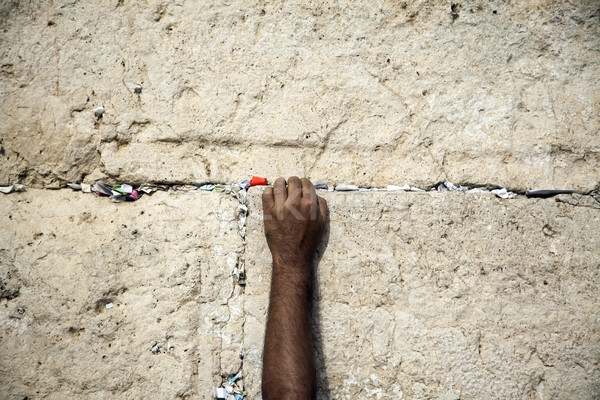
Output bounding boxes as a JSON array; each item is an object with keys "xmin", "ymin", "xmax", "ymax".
[
  {"xmin": 1, "ymin": 1, "xmax": 599, "ymax": 191},
  {"xmin": 0, "ymin": 190, "xmax": 244, "ymax": 399},
  {"xmin": 244, "ymin": 190, "xmax": 600, "ymax": 400}
]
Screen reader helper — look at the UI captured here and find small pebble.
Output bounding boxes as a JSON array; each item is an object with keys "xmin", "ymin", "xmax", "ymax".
[
  {"xmin": 134, "ymin": 84, "xmax": 142, "ymax": 94},
  {"xmin": 105, "ymin": 302, "xmax": 114, "ymax": 309}
]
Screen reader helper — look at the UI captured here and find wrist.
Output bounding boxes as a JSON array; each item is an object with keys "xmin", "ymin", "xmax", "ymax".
[
  {"xmin": 271, "ymin": 255, "xmax": 313, "ymax": 283},
  {"xmin": 271, "ymin": 250, "xmax": 312, "ymax": 268}
]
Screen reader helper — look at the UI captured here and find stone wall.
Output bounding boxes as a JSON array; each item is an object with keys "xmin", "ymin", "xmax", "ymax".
[
  {"xmin": 1, "ymin": 1, "xmax": 600, "ymax": 399},
  {"xmin": 1, "ymin": 190, "xmax": 243, "ymax": 399},
  {"xmin": 1, "ymin": 0, "xmax": 598, "ymax": 191},
  {"xmin": 1, "ymin": 189, "xmax": 599, "ymax": 399},
  {"xmin": 245, "ymin": 191, "xmax": 600, "ymax": 400}
]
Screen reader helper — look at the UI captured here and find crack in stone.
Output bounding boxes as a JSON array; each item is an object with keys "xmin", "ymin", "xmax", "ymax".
[
  {"xmin": 8, "ymin": 181, "xmax": 599, "ymax": 201},
  {"xmin": 127, "ymin": 182, "xmax": 600, "ymax": 199},
  {"xmin": 217, "ymin": 187, "xmax": 249, "ymax": 389}
]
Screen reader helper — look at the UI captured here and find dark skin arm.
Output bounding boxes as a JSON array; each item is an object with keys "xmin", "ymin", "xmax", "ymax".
[{"xmin": 261, "ymin": 176, "xmax": 327, "ymax": 400}]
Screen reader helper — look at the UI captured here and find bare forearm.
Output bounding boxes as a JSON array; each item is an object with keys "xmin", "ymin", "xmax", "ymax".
[
  {"xmin": 261, "ymin": 177, "xmax": 327, "ymax": 399},
  {"xmin": 262, "ymin": 257, "xmax": 315, "ymax": 400}
]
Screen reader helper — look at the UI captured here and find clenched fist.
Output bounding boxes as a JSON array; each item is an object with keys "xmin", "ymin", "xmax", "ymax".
[{"xmin": 262, "ymin": 176, "xmax": 327, "ymax": 267}]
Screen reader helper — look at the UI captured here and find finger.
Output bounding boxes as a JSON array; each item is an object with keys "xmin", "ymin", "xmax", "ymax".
[
  {"xmin": 287, "ymin": 176, "xmax": 302, "ymax": 204},
  {"xmin": 273, "ymin": 177, "xmax": 287, "ymax": 204},
  {"xmin": 262, "ymin": 187, "xmax": 274, "ymax": 209},
  {"xmin": 300, "ymin": 178, "xmax": 317, "ymax": 201},
  {"xmin": 301, "ymin": 178, "xmax": 318, "ymax": 220},
  {"xmin": 318, "ymin": 196, "xmax": 328, "ymax": 223}
]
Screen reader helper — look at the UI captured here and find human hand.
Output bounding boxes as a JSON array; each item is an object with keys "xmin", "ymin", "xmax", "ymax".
[
  {"xmin": 262, "ymin": 178, "xmax": 323, "ymax": 398},
  {"xmin": 262, "ymin": 177, "xmax": 327, "ymax": 267}
]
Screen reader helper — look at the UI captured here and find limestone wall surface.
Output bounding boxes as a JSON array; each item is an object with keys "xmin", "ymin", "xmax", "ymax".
[
  {"xmin": 245, "ymin": 190, "xmax": 600, "ymax": 400},
  {"xmin": 1, "ymin": 1, "xmax": 600, "ymax": 400},
  {"xmin": 1, "ymin": 188, "xmax": 599, "ymax": 399},
  {"xmin": 0, "ymin": 0, "xmax": 599, "ymax": 191},
  {"xmin": 1, "ymin": 190, "xmax": 244, "ymax": 399}
]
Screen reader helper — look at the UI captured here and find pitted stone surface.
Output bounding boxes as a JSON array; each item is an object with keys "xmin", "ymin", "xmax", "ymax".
[
  {"xmin": 0, "ymin": 190, "xmax": 243, "ymax": 399},
  {"xmin": 244, "ymin": 190, "xmax": 600, "ymax": 400},
  {"xmin": 1, "ymin": 1, "xmax": 599, "ymax": 191}
]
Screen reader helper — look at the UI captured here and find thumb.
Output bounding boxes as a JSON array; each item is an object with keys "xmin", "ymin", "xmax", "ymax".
[{"xmin": 317, "ymin": 196, "xmax": 327, "ymax": 224}]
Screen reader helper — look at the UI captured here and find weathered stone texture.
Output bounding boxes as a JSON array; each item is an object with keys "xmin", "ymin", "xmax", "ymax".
[
  {"xmin": 0, "ymin": 190, "xmax": 243, "ymax": 399},
  {"xmin": 244, "ymin": 191, "xmax": 600, "ymax": 400},
  {"xmin": 1, "ymin": 1, "xmax": 599, "ymax": 191},
  {"xmin": 2, "ymin": 0, "xmax": 600, "ymax": 398},
  {"xmin": 1, "ymin": 187, "xmax": 599, "ymax": 399}
]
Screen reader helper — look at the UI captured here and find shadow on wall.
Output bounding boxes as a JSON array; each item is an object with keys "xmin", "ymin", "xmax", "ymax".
[{"xmin": 312, "ymin": 207, "xmax": 331, "ymax": 399}]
